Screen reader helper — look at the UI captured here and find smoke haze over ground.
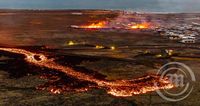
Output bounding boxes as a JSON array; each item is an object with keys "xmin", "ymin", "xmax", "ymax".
[{"xmin": 0, "ymin": 0, "xmax": 199, "ymax": 12}]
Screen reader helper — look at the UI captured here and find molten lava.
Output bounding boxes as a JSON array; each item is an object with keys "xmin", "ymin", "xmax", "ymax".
[
  {"xmin": 0, "ymin": 47, "xmax": 174, "ymax": 97},
  {"xmin": 130, "ymin": 22, "xmax": 150, "ymax": 29},
  {"xmin": 80, "ymin": 21, "xmax": 106, "ymax": 29}
]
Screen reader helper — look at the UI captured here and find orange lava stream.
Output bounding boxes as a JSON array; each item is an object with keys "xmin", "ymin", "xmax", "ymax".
[
  {"xmin": 130, "ymin": 22, "xmax": 150, "ymax": 29},
  {"xmin": 80, "ymin": 21, "xmax": 106, "ymax": 29},
  {"xmin": 0, "ymin": 48, "xmax": 174, "ymax": 96}
]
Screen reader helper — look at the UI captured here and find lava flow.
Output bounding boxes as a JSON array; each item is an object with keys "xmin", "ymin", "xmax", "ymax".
[
  {"xmin": 0, "ymin": 47, "xmax": 174, "ymax": 97},
  {"xmin": 130, "ymin": 22, "xmax": 150, "ymax": 29},
  {"xmin": 80, "ymin": 21, "xmax": 106, "ymax": 29}
]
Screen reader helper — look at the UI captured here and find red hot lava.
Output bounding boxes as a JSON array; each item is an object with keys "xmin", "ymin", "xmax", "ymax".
[
  {"xmin": 129, "ymin": 22, "xmax": 150, "ymax": 29},
  {"xmin": 80, "ymin": 21, "xmax": 107, "ymax": 29},
  {"xmin": 0, "ymin": 48, "xmax": 174, "ymax": 97}
]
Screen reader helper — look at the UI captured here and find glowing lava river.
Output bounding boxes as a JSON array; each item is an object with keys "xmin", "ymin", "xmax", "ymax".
[{"xmin": 0, "ymin": 47, "xmax": 174, "ymax": 97}]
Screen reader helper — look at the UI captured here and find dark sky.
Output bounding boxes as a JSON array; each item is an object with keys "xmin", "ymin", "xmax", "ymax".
[{"xmin": 0, "ymin": 0, "xmax": 200, "ymax": 12}]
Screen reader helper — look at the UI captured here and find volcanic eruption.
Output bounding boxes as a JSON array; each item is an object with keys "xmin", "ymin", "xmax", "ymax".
[{"xmin": 80, "ymin": 21, "xmax": 107, "ymax": 29}]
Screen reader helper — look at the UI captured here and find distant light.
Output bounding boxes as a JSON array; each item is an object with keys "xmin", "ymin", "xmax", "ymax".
[
  {"xmin": 95, "ymin": 45, "xmax": 104, "ymax": 49},
  {"xmin": 67, "ymin": 41, "xmax": 75, "ymax": 46},
  {"xmin": 166, "ymin": 49, "xmax": 173, "ymax": 56},
  {"xmin": 156, "ymin": 54, "xmax": 162, "ymax": 58},
  {"xmin": 110, "ymin": 46, "xmax": 116, "ymax": 50}
]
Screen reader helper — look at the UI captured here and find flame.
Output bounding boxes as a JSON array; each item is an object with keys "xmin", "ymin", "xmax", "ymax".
[
  {"xmin": 0, "ymin": 47, "xmax": 174, "ymax": 97},
  {"xmin": 130, "ymin": 22, "xmax": 150, "ymax": 29},
  {"xmin": 81, "ymin": 21, "xmax": 106, "ymax": 29}
]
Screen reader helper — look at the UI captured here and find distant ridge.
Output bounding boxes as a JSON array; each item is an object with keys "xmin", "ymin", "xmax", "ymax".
[{"xmin": 0, "ymin": 9, "xmax": 199, "ymax": 14}]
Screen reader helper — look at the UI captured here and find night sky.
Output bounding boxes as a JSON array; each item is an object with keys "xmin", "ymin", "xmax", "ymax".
[{"xmin": 0, "ymin": 0, "xmax": 200, "ymax": 12}]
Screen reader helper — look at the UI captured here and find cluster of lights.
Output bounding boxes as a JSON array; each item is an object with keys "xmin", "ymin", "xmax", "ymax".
[{"xmin": 95, "ymin": 45, "xmax": 105, "ymax": 49}]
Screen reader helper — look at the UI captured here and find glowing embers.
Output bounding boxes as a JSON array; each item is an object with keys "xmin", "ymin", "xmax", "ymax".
[
  {"xmin": 37, "ymin": 73, "xmax": 174, "ymax": 96},
  {"xmin": 80, "ymin": 21, "xmax": 106, "ymax": 29},
  {"xmin": 106, "ymin": 75, "xmax": 174, "ymax": 97},
  {"xmin": 36, "ymin": 73, "xmax": 97, "ymax": 94},
  {"xmin": 129, "ymin": 22, "xmax": 150, "ymax": 29}
]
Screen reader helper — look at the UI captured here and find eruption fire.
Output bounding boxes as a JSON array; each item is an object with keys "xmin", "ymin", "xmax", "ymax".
[
  {"xmin": 130, "ymin": 22, "xmax": 150, "ymax": 29},
  {"xmin": 80, "ymin": 21, "xmax": 106, "ymax": 29},
  {"xmin": 71, "ymin": 12, "xmax": 154, "ymax": 31},
  {"xmin": 0, "ymin": 47, "xmax": 174, "ymax": 97}
]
